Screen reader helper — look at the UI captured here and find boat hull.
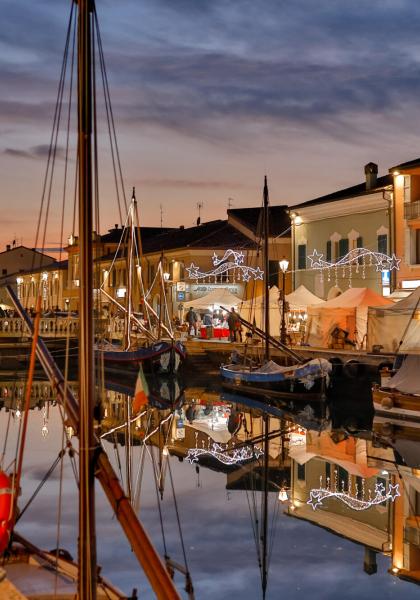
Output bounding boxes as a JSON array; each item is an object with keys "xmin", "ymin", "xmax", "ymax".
[
  {"xmin": 97, "ymin": 341, "xmax": 186, "ymax": 373},
  {"xmin": 372, "ymin": 387, "xmax": 420, "ymax": 421}
]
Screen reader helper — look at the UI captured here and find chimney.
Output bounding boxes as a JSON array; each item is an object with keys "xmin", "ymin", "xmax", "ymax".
[
  {"xmin": 6, "ymin": 244, "xmax": 10, "ymax": 251},
  {"xmin": 179, "ymin": 225, "xmax": 185, "ymax": 230},
  {"xmin": 364, "ymin": 162, "xmax": 378, "ymax": 190}
]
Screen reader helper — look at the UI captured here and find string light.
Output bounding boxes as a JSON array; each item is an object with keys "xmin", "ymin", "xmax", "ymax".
[
  {"xmin": 186, "ymin": 249, "xmax": 264, "ymax": 282},
  {"xmin": 307, "ymin": 248, "xmax": 400, "ymax": 272},
  {"xmin": 307, "ymin": 476, "xmax": 400, "ymax": 511},
  {"xmin": 186, "ymin": 441, "xmax": 263, "ymax": 466}
]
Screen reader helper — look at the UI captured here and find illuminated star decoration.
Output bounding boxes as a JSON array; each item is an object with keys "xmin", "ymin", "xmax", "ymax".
[
  {"xmin": 186, "ymin": 249, "xmax": 264, "ymax": 282},
  {"xmin": 307, "ymin": 481, "xmax": 400, "ymax": 512},
  {"xmin": 186, "ymin": 442, "xmax": 263, "ymax": 466},
  {"xmin": 307, "ymin": 247, "xmax": 401, "ymax": 272}
]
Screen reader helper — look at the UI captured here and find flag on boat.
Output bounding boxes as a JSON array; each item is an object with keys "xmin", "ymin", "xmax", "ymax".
[{"xmin": 133, "ymin": 365, "xmax": 149, "ymax": 413}]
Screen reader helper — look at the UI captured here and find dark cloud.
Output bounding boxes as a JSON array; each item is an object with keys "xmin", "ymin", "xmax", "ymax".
[
  {"xmin": 136, "ymin": 178, "xmax": 250, "ymax": 189},
  {"xmin": 4, "ymin": 144, "xmax": 66, "ymax": 160}
]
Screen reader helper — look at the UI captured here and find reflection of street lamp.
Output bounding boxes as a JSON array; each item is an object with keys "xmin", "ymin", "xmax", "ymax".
[
  {"xmin": 278, "ymin": 488, "xmax": 289, "ymax": 502},
  {"xmin": 279, "ymin": 258, "xmax": 289, "ymax": 345},
  {"xmin": 163, "ymin": 272, "xmax": 170, "ymax": 282}
]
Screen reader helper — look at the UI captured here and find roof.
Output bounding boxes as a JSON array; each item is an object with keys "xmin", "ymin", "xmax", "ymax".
[
  {"xmin": 292, "ymin": 174, "xmax": 392, "ymax": 209},
  {"xmin": 389, "ymin": 157, "xmax": 420, "ymax": 172},
  {"xmin": 100, "ymin": 225, "xmax": 174, "ymax": 244},
  {"xmin": 228, "ymin": 206, "xmax": 291, "ymax": 237},
  {"xmin": 142, "ymin": 220, "xmax": 255, "ymax": 254},
  {"xmin": 0, "ymin": 245, "xmax": 55, "ymax": 260}
]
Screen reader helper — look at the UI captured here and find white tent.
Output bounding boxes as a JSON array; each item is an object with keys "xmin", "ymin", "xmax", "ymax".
[
  {"xmin": 238, "ymin": 286, "xmax": 280, "ymax": 337},
  {"xmin": 306, "ymin": 287, "xmax": 392, "ymax": 348},
  {"xmin": 183, "ymin": 287, "xmax": 242, "ymax": 311},
  {"xmin": 285, "ymin": 285, "xmax": 324, "ymax": 310},
  {"xmin": 367, "ymin": 286, "xmax": 420, "ymax": 353}
]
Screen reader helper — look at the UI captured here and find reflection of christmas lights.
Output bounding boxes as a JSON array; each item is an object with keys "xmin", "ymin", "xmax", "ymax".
[
  {"xmin": 307, "ymin": 475, "xmax": 400, "ymax": 511},
  {"xmin": 186, "ymin": 442, "xmax": 263, "ymax": 466},
  {"xmin": 186, "ymin": 249, "xmax": 264, "ymax": 282},
  {"xmin": 307, "ymin": 248, "xmax": 400, "ymax": 272}
]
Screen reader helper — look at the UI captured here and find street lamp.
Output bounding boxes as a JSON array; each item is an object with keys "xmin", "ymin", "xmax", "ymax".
[{"xmin": 279, "ymin": 258, "xmax": 289, "ymax": 345}]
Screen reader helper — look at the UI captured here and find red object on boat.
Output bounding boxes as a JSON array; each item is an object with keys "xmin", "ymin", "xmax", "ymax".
[{"xmin": 0, "ymin": 471, "xmax": 13, "ymax": 554}]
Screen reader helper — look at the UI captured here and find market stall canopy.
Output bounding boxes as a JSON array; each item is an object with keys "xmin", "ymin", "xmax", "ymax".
[
  {"xmin": 183, "ymin": 287, "xmax": 243, "ymax": 311},
  {"xmin": 306, "ymin": 287, "xmax": 392, "ymax": 348},
  {"xmin": 238, "ymin": 285, "xmax": 280, "ymax": 337},
  {"xmin": 285, "ymin": 285, "xmax": 324, "ymax": 310},
  {"xmin": 367, "ymin": 286, "xmax": 420, "ymax": 353}
]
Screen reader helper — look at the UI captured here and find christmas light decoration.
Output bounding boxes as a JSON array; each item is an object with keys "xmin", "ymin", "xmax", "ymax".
[
  {"xmin": 186, "ymin": 441, "xmax": 263, "ymax": 466},
  {"xmin": 307, "ymin": 474, "xmax": 400, "ymax": 511},
  {"xmin": 186, "ymin": 249, "xmax": 264, "ymax": 282},
  {"xmin": 307, "ymin": 248, "xmax": 400, "ymax": 272}
]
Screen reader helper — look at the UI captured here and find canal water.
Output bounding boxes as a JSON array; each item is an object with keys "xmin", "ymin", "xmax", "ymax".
[{"xmin": 0, "ymin": 374, "xmax": 419, "ymax": 599}]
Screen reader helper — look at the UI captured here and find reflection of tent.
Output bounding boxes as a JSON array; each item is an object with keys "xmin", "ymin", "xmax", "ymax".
[
  {"xmin": 367, "ymin": 287, "xmax": 420, "ymax": 353},
  {"xmin": 288, "ymin": 431, "xmax": 378, "ymax": 478},
  {"xmin": 238, "ymin": 286, "xmax": 280, "ymax": 337},
  {"xmin": 285, "ymin": 285, "xmax": 324, "ymax": 310},
  {"xmin": 183, "ymin": 287, "xmax": 242, "ymax": 311},
  {"xmin": 306, "ymin": 287, "xmax": 392, "ymax": 348}
]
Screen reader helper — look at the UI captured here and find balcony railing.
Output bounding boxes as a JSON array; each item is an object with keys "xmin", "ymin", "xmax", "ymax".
[{"xmin": 404, "ymin": 200, "xmax": 420, "ymax": 220}]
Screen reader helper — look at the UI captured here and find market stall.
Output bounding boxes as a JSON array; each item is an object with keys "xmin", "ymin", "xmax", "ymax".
[
  {"xmin": 183, "ymin": 287, "xmax": 242, "ymax": 339},
  {"xmin": 238, "ymin": 285, "xmax": 281, "ymax": 337},
  {"xmin": 306, "ymin": 287, "xmax": 392, "ymax": 348},
  {"xmin": 285, "ymin": 285, "xmax": 324, "ymax": 340},
  {"xmin": 367, "ymin": 287, "xmax": 420, "ymax": 353}
]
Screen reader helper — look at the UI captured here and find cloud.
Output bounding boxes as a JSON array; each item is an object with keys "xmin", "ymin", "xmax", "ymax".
[
  {"xmin": 4, "ymin": 144, "xmax": 66, "ymax": 161},
  {"xmin": 136, "ymin": 178, "xmax": 250, "ymax": 189}
]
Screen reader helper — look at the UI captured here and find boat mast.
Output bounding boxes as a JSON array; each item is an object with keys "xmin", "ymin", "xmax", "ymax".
[
  {"xmin": 261, "ymin": 414, "xmax": 269, "ymax": 599},
  {"xmin": 77, "ymin": 0, "xmax": 97, "ymax": 598},
  {"xmin": 263, "ymin": 176, "xmax": 270, "ymax": 362}
]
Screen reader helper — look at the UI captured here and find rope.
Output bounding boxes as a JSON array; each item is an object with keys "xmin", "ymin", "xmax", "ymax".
[
  {"xmin": 150, "ymin": 446, "xmax": 168, "ymax": 557},
  {"xmin": 0, "ymin": 409, "xmax": 12, "ymax": 470},
  {"xmin": 16, "ymin": 449, "xmax": 66, "ymax": 523},
  {"xmin": 167, "ymin": 458, "xmax": 190, "ymax": 575}
]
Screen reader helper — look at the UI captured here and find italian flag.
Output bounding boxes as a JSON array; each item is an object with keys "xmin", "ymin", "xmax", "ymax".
[{"xmin": 133, "ymin": 365, "xmax": 149, "ymax": 413}]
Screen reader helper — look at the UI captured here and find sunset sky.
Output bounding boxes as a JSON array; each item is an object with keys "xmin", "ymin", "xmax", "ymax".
[{"xmin": 1, "ymin": 0, "xmax": 420, "ymax": 250}]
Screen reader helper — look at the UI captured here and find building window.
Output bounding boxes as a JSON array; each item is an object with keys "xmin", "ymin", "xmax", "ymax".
[
  {"xmin": 2, "ymin": 269, "xmax": 6, "ymax": 275},
  {"xmin": 338, "ymin": 238, "xmax": 349, "ymax": 258},
  {"xmin": 378, "ymin": 234, "xmax": 388, "ymax": 254},
  {"xmin": 404, "ymin": 175, "xmax": 411, "ymax": 203},
  {"xmin": 297, "ymin": 463, "xmax": 305, "ymax": 481},
  {"xmin": 298, "ymin": 244, "xmax": 306, "ymax": 270},
  {"xmin": 325, "ymin": 462, "xmax": 331, "ymax": 481},
  {"xmin": 337, "ymin": 466, "xmax": 349, "ymax": 490},
  {"xmin": 326, "ymin": 241, "xmax": 332, "ymax": 262},
  {"xmin": 416, "ymin": 230, "xmax": 420, "ymax": 264}
]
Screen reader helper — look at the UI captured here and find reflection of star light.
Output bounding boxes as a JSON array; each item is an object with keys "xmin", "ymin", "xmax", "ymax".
[
  {"xmin": 242, "ymin": 271, "xmax": 251, "ymax": 282},
  {"xmin": 253, "ymin": 267, "xmax": 264, "ymax": 280},
  {"xmin": 186, "ymin": 443, "xmax": 263, "ymax": 466},
  {"xmin": 389, "ymin": 254, "xmax": 401, "ymax": 270},
  {"xmin": 307, "ymin": 482, "xmax": 400, "ymax": 511},
  {"xmin": 235, "ymin": 252, "xmax": 245, "ymax": 265}
]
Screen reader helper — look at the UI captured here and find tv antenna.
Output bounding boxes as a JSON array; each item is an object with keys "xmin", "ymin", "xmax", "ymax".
[
  {"xmin": 228, "ymin": 197, "xmax": 234, "ymax": 209},
  {"xmin": 160, "ymin": 204, "xmax": 164, "ymax": 230},
  {"xmin": 196, "ymin": 202, "xmax": 203, "ymax": 226}
]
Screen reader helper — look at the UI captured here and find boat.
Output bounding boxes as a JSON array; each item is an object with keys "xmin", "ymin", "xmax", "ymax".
[
  {"xmin": 96, "ymin": 193, "xmax": 186, "ymax": 373},
  {"xmin": 1, "ymin": 1, "xmax": 185, "ymax": 597},
  {"xmin": 220, "ymin": 177, "xmax": 331, "ymax": 401}
]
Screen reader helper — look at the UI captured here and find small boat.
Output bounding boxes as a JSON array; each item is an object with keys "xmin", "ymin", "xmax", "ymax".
[
  {"xmin": 99, "ymin": 338, "xmax": 186, "ymax": 372},
  {"xmin": 220, "ymin": 177, "xmax": 332, "ymax": 401},
  {"xmin": 373, "ymin": 355, "xmax": 420, "ymax": 421}
]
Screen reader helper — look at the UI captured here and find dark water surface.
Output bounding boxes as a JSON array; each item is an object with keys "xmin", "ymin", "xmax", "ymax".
[{"xmin": 0, "ymin": 378, "xmax": 418, "ymax": 600}]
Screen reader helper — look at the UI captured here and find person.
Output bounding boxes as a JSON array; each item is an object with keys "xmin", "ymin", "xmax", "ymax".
[
  {"xmin": 203, "ymin": 312, "xmax": 212, "ymax": 326},
  {"xmin": 186, "ymin": 307, "xmax": 198, "ymax": 336},
  {"xmin": 227, "ymin": 307, "xmax": 239, "ymax": 342}
]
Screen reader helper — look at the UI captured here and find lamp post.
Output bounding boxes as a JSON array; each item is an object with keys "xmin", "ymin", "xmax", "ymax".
[{"xmin": 279, "ymin": 258, "xmax": 289, "ymax": 345}]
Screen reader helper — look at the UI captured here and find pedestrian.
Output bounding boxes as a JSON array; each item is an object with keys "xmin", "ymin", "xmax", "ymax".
[
  {"xmin": 186, "ymin": 307, "xmax": 198, "ymax": 336},
  {"xmin": 227, "ymin": 307, "xmax": 239, "ymax": 342}
]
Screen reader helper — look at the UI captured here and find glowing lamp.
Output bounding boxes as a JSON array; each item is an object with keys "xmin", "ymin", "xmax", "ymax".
[
  {"xmin": 279, "ymin": 258, "xmax": 289, "ymax": 273},
  {"xmin": 163, "ymin": 272, "xmax": 170, "ymax": 282},
  {"xmin": 294, "ymin": 215, "xmax": 302, "ymax": 225},
  {"xmin": 278, "ymin": 488, "xmax": 289, "ymax": 502}
]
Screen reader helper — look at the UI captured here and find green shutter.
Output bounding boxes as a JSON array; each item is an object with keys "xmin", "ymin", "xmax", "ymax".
[{"xmin": 326, "ymin": 240, "xmax": 332, "ymax": 262}]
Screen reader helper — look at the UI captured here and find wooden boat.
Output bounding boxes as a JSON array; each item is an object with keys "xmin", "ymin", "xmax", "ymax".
[
  {"xmin": 220, "ymin": 177, "xmax": 331, "ymax": 401},
  {"xmin": 96, "ymin": 195, "xmax": 186, "ymax": 373}
]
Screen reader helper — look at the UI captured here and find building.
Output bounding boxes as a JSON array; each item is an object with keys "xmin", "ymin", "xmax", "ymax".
[
  {"xmin": 291, "ymin": 163, "xmax": 393, "ymax": 298},
  {"xmin": 389, "ymin": 157, "xmax": 420, "ymax": 292}
]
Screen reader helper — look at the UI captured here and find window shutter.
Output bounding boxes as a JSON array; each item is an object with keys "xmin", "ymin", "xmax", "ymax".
[
  {"xmin": 338, "ymin": 238, "xmax": 349, "ymax": 258},
  {"xmin": 326, "ymin": 240, "xmax": 332, "ymax": 262}
]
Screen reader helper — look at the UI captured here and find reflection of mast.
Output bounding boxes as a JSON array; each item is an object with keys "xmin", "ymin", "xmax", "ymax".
[{"xmin": 261, "ymin": 414, "xmax": 269, "ymax": 599}]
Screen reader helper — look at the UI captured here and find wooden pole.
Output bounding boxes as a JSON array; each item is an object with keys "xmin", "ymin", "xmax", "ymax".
[{"xmin": 263, "ymin": 176, "xmax": 270, "ymax": 362}]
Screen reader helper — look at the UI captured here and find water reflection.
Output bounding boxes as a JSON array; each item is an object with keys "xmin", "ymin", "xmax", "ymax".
[{"xmin": 1, "ymin": 372, "xmax": 419, "ymax": 597}]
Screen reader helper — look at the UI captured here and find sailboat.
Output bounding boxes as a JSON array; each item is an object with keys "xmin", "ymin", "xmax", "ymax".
[
  {"xmin": 220, "ymin": 177, "xmax": 331, "ymax": 401},
  {"xmin": 96, "ymin": 191, "xmax": 186, "ymax": 373},
  {"xmin": 1, "ymin": 1, "xmax": 186, "ymax": 598}
]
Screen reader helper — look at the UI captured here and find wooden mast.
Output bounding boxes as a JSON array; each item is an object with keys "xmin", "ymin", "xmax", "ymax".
[
  {"xmin": 77, "ymin": 0, "xmax": 97, "ymax": 598},
  {"xmin": 263, "ymin": 176, "xmax": 270, "ymax": 362}
]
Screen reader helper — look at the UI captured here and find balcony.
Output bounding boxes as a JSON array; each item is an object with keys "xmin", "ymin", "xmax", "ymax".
[{"xmin": 404, "ymin": 200, "xmax": 420, "ymax": 220}]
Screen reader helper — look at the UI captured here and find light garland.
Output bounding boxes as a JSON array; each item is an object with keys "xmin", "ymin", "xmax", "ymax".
[
  {"xmin": 186, "ymin": 249, "xmax": 264, "ymax": 282},
  {"xmin": 307, "ymin": 248, "xmax": 400, "ymax": 272},
  {"xmin": 307, "ymin": 474, "xmax": 400, "ymax": 511},
  {"xmin": 186, "ymin": 440, "xmax": 263, "ymax": 466}
]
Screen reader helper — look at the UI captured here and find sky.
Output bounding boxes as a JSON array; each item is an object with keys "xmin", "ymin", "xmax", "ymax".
[{"xmin": 2, "ymin": 0, "xmax": 420, "ymax": 250}]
